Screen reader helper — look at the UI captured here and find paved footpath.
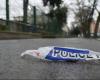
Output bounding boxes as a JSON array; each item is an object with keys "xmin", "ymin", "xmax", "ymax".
[{"xmin": 0, "ymin": 38, "xmax": 100, "ymax": 79}]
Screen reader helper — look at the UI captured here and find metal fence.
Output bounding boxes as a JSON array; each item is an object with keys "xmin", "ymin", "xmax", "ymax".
[{"xmin": 0, "ymin": 19, "xmax": 37, "ymax": 32}]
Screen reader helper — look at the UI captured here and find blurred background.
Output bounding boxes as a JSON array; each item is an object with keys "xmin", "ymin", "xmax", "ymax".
[{"xmin": 0, "ymin": 0, "xmax": 100, "ymax": 38}]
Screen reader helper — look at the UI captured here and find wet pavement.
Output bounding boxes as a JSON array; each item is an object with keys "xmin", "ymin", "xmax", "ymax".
[{"xmin": 0, "ymin": 38, "xmax": 100, "ymax": 79}]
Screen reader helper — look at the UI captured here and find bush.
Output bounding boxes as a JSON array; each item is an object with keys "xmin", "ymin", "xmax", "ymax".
[{"xmin": 0, "ymin": 24, "xmax": 7, "ymax": 31}]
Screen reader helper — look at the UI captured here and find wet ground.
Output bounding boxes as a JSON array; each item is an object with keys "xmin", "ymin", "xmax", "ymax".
[{"xmin": 0, "ymin": 38, "xmax": 100, "ymax": 79}]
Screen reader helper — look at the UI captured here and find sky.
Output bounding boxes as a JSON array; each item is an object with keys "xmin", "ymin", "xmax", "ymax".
[{"xmin": 0, "ymin": 0, "xmax": 100, "ymax": 27}]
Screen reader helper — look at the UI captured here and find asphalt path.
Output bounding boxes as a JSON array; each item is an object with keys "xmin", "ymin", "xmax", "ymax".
[{"xmin": 0, "ymin": 38, "xmax": 100, "ymax": 79}]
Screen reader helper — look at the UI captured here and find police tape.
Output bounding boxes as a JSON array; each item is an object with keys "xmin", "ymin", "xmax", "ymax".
[{"xmin": 21, "ymin": 46, "xmax": 100, "ymax": 61}]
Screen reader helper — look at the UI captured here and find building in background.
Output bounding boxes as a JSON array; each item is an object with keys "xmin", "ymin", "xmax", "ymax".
[
  {"xmin": 90, "ymin": 21, "xmax": 100, "ymax": 36},
  {"xmin": 13, "ymin": 12, "xmax": 48, "ymax": 32}
]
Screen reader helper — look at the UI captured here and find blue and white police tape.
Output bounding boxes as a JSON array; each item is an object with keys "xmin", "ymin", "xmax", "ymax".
[{"xmin": 21, "ymin": 46, "xmax": 100, "ymax": 61}]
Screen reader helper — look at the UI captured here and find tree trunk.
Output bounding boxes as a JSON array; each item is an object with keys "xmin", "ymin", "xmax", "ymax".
[{"xmin": 94, "ymin": 12, "xmax": 100, "ymax": 38}]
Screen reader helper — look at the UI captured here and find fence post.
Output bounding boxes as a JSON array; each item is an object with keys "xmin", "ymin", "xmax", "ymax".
[
  {"xmin": 32, "ymin": 6, "xmax": 37, "ymax": 32},
  {"xmin": 6, "ymin": 0, "xmax": 10, "ymax": 31},
  {"xmin": 23, "ymin": 0, "xmax": 29, "ymax": 32}
]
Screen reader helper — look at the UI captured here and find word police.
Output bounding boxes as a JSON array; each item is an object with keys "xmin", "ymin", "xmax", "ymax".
[{"xmin": 52, "ymin": 49, "xmax": 93, "ymax": 59}]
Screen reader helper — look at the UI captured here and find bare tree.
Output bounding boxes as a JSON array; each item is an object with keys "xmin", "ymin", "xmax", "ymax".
[{"xmin": 74, "ymin": 0, "xmax": 97, "ymax": 38}]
